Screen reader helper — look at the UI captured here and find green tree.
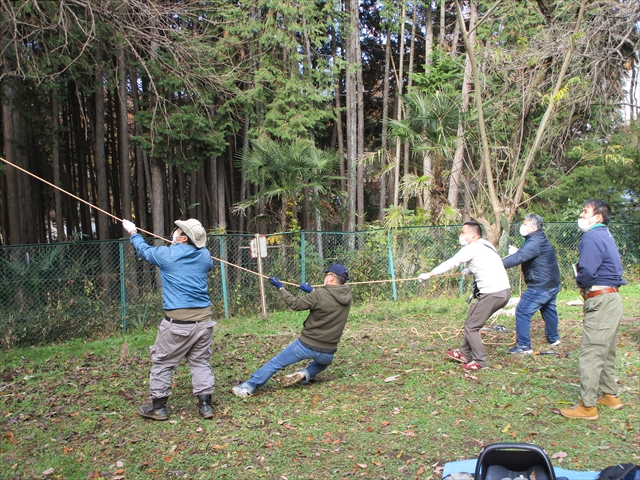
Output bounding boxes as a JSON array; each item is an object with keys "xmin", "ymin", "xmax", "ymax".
[{"xmin": 234, "ymin": 138, "xmax": 343, "ymax": 232}]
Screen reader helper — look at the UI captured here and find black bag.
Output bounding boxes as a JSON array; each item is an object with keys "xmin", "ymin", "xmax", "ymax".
[{"xmin": 596, "ymin": 464, "xmax": 639, "ymax": 480}]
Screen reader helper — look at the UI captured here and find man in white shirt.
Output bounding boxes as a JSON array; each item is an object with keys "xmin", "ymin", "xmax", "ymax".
[{"xmin": 419, "ymin": 222, "xmax": 511, "ymax": 370}]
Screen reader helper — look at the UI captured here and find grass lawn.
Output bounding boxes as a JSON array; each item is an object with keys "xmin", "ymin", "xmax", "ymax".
[{"xmin": 0, "ymin": 285, "xmax": 638, "ymax": 479}]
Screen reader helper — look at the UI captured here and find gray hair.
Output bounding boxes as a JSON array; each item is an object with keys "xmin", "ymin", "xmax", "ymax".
[{"xmin": 524, "ymin": 213, "xmax": 544, "ymax": 230}]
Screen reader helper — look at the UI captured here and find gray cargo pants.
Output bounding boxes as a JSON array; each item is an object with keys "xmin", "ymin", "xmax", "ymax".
[
  {"xmin": 459, "ymin": 288, "xmax": 511, "ymax": 368},
  {"xmin": 149, "ymin": 318, "xmax": 216, "ymax": 399}
]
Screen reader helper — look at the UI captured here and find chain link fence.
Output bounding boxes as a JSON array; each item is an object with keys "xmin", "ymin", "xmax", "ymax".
[{"xmin": 1, "ymin": 223, "xmax": 638, "ymax": 348}]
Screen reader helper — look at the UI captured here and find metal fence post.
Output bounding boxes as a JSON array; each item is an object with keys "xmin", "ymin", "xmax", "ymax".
[
  {"xmin": 301, "ymin": 232, "xmax": 306, "ymax": 283},
  {"xmin": 388, "ymin": 230, "xmax": 397, "ymax": 301},
  {"xmin": 119, "ymin": 241, "xmax": 126, "ymax": 334},
  {"xmin": 219, "ymin": 236, "xmax": 229, "ymax": 319}
]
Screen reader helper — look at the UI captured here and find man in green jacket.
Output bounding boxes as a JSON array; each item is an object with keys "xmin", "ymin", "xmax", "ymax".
[{"xmin": 231, "ymin": 264, "xmax": 352, "ymax": 397}]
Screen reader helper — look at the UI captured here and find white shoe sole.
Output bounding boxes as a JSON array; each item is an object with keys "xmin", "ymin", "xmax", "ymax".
[{"xmin": 280, "ymin": 371, "xmax": 306, "ymax": 387}]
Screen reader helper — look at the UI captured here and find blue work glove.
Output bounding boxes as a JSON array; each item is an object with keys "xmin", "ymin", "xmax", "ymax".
[
  {"xmin": 298, "ymin": 282, "xmax": 313, "ymax": 293},
  {"xmin": 269, "ymin": 277, "xmax": 283, "ymax": 289}
]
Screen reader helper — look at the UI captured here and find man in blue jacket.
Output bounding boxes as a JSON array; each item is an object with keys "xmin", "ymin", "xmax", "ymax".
[
  {"xmin": 123, "ymin": 218, "xmax": 215, "ymax": 421},
  {"xmin": 502, "ymin": 214, "xmax": 561, "ymax": 354},
  {"xmin": 560, "ymin": 200, "xmax": 626, "ymax": 420}
]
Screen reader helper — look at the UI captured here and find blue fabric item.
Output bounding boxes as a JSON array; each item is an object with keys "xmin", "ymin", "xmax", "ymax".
[
  {"xmin": 442, "ymin": 460, "xmax": 598, "ymax": 480},
  {"xmin": 514, "ymin": 284, "xmax": 561, "ymax": 347},
  {"xmin": 576, "ymin": 226, "xmax": 626, "ymax": 289},
  {"xmin": 244, "ymin": 339, "xmax": 334, "ymax": 391},
  {"xmin": 130, "ymin": 234, "xmax": 213, "ymax": 310},
  {"xmin": 269, "ymin": 277, "xmax": 283, "ymax": 289},
  {"xmin": 502, "ymin": 231, "xmax": 560, "ymax": 289},
  {"xmin": 299, "ymin": 282, "xmax": 313, "ymax": 293}
]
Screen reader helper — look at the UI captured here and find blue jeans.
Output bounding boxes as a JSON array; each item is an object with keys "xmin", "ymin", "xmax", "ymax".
[
  {"xmin": 515, "ymin": 285, "xmax": 561, "ymax": 348},
  {"xmin": 243, "ymin": 339, "xmax": 335, "ymax": 393}
]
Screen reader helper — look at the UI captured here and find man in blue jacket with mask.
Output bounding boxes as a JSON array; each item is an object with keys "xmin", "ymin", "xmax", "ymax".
[
  {"xmin": 123, "ymin": 218, "xmax": 215, "ymax": 421},
  {"xmin": 502, "ymin": 214, "xmax": 561, "ymax": 354}
]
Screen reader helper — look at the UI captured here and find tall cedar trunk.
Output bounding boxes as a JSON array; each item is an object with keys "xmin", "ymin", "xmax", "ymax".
[
  {"xmin": 407, "ymin": 3, "xmax": 418, "ymax": 208},
  {"xmin": 379, "ymin": 28, "xmax": 392, "ymax": 220},
  {"xmin": 150, "ymin": 156, "xmax": 165, "ymax": 238},
  {"xmin": 117, "ymin": 47, "xmax": 132, "ymax": 225},
  {"xmin": 356, "ymin": 26, "xmax": 365, "ymax": 230},
  {"xmin": 210, "ymin": 155, "xmax": 219, "ymax": 227},
  {"xmin": 448, "ymin": 1, "xmax": 476, "ymax": 208},
  {"xmin": 2, "ymin": 78, "xmax": 25, "ymax": 244},
  {"xmin": 217, "ymin": 154, "xmax": 226, "ymax": 230},
  {"xmin": 239, "ymin": 103, "xmax": 249, "ymax": 233},
  {"xmin": 130, "ymin": 65, "xmax": 148, "ymax": 231},
  {"xmin": 439, "ymin": 0, "xmax": 446, "ymax": 49},
  {"xmin": 51, "ymin": 86, "xmax": 65, "ymax": 241},
  {"xmin": 393, "ymin": 3, "xmax": 406, "ymax": 207},
  {"xmin": 450, "ymin": 2, "xmax": 460, "ymax": 57},
  {"xmin": 333, "ymin": 25, "xmax": 346, "ymax": 193},
  {"xmin": 108, "ymin": 88, "xmax": 121, "ymax": 236},
  {"xmin": 345, "ymin": 0, "xmax": 359, "ymax": 239},
  {"xmin": 93, "ymin": 49, "xmax": 110, "ymax": 240},
  {"xmin": 425, "ymin": 3, "xmax": 433, "ymax": 72}
]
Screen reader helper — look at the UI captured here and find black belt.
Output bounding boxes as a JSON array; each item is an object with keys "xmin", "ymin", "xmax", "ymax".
[{"xmin": 164, "ymin": 316, "xmax": 198, "ymax": 325}]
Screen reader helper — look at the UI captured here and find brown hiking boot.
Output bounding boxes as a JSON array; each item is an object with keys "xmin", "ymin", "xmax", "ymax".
[
  {"xmin": 560, "ymin": 399, "xmax": 598, "ymax": 420},
  {"xmin": 596, "ymin": 394, "xmax": 623, "ymax": 410}
]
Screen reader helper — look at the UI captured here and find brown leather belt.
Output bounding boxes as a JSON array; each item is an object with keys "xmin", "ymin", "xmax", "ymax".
[{"xmin": 583, "ymin": 287, "xmax": 619, "ymax": 299}]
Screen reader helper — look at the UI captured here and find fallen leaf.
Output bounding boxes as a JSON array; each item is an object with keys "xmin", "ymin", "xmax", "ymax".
[
  {"xmin": 551, "ymin": 452, "xmax": 567, "ymax": 459},
  {"xmin": 417, "ymin": 467, "xmax": 425, "ymax": 475},
  {"xmin": 356, "ymin": 463, "xmax": 367, "ymax": 469},
  {"xmin": 212, "ymin": 445, "xmax": 226, "ymax": 450},
  {"xmin": 384, "ymin": 375, "xmax": 399, "ymax": 382},
  {"xmin": 502, "ymin": 424, "xmax": 511, "ymax": 433},
  {"xmin": 164, "ymin": 456, "xmax": 173, "ymax": 462},
  {"xmin": 63, "ymin": 446, "xmax": 70, "ymax": 455},
  {"xmin": 42, "ymin": 468, "xmax": 54, "ymax": 476}
]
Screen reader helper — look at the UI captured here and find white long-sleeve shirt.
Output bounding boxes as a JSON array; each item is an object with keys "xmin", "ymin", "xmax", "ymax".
[{"xmin": 431, "ymin": 239, "xmax": 510, "ymax": 294}]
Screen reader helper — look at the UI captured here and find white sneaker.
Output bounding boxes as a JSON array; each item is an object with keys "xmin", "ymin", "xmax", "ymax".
[
  {"xmin": 548, "ymin": 340, "xmax": 561, "ymax": 347},
  {"xmin": 280, "ymin": 371, "xmax": 306, "ymax": 387},
  {"xmin": 231, "ymin": 384, "xmax": 252, "ymax": 398}
]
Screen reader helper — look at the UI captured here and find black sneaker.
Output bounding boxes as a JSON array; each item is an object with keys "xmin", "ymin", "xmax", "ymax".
[{"xmin": 508, "ymin": 345, "xmax": 533, "ymax": 355}]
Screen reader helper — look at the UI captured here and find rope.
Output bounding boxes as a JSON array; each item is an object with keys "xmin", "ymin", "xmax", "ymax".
[{"xmin": 0, "ymin": 156, "xmax": 467, "ymax": 288}]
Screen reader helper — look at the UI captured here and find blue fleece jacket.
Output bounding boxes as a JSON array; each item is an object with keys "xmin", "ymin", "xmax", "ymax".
[
  {"xmin": 576, "ymin": 225, "xmax": 626, "ymax": 289},
  {"xmin": 130, "ymin": 234, "xmax": 213, "ymax": 310},
  {"xmin": 502, "ymin": 230, "xmax": 560, "ymax": 290}
]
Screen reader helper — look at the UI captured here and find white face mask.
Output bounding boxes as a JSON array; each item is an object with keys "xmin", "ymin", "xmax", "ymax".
[
  {"xmin": 577, "ymin": 217, "xmax": 593, "ymax": 232},
  {"xmin": 459, "ymin": 234, "xmax": 468, "ymax": 246},
  {"xmin": 519, "ymin": 224, "xmax": 529, "ymax": 237},
  {"xmin": 172, "ymin": 230, "xmax": 181, "ymax": 244}
]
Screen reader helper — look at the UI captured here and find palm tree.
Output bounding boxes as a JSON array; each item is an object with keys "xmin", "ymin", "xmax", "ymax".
[
  {"xmin": 234, "ymin": 138, "xmax": 343, "ymax": 232},
  {"xmin": 388, "ymin": 88, "xmax": 461, "ymax": 221}
]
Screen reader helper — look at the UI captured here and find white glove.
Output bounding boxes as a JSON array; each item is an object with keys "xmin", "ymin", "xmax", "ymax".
[
  {"xmin": 418, "ymin": 272, "xmax": 433, "ymax": 282},
  {"xmin": 508, "ymin": 245, "xmax": 519, "ymax": 255},
  {"xmin": 122, "ymin": 219, "xmax": 137, "ymax": 234}
]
